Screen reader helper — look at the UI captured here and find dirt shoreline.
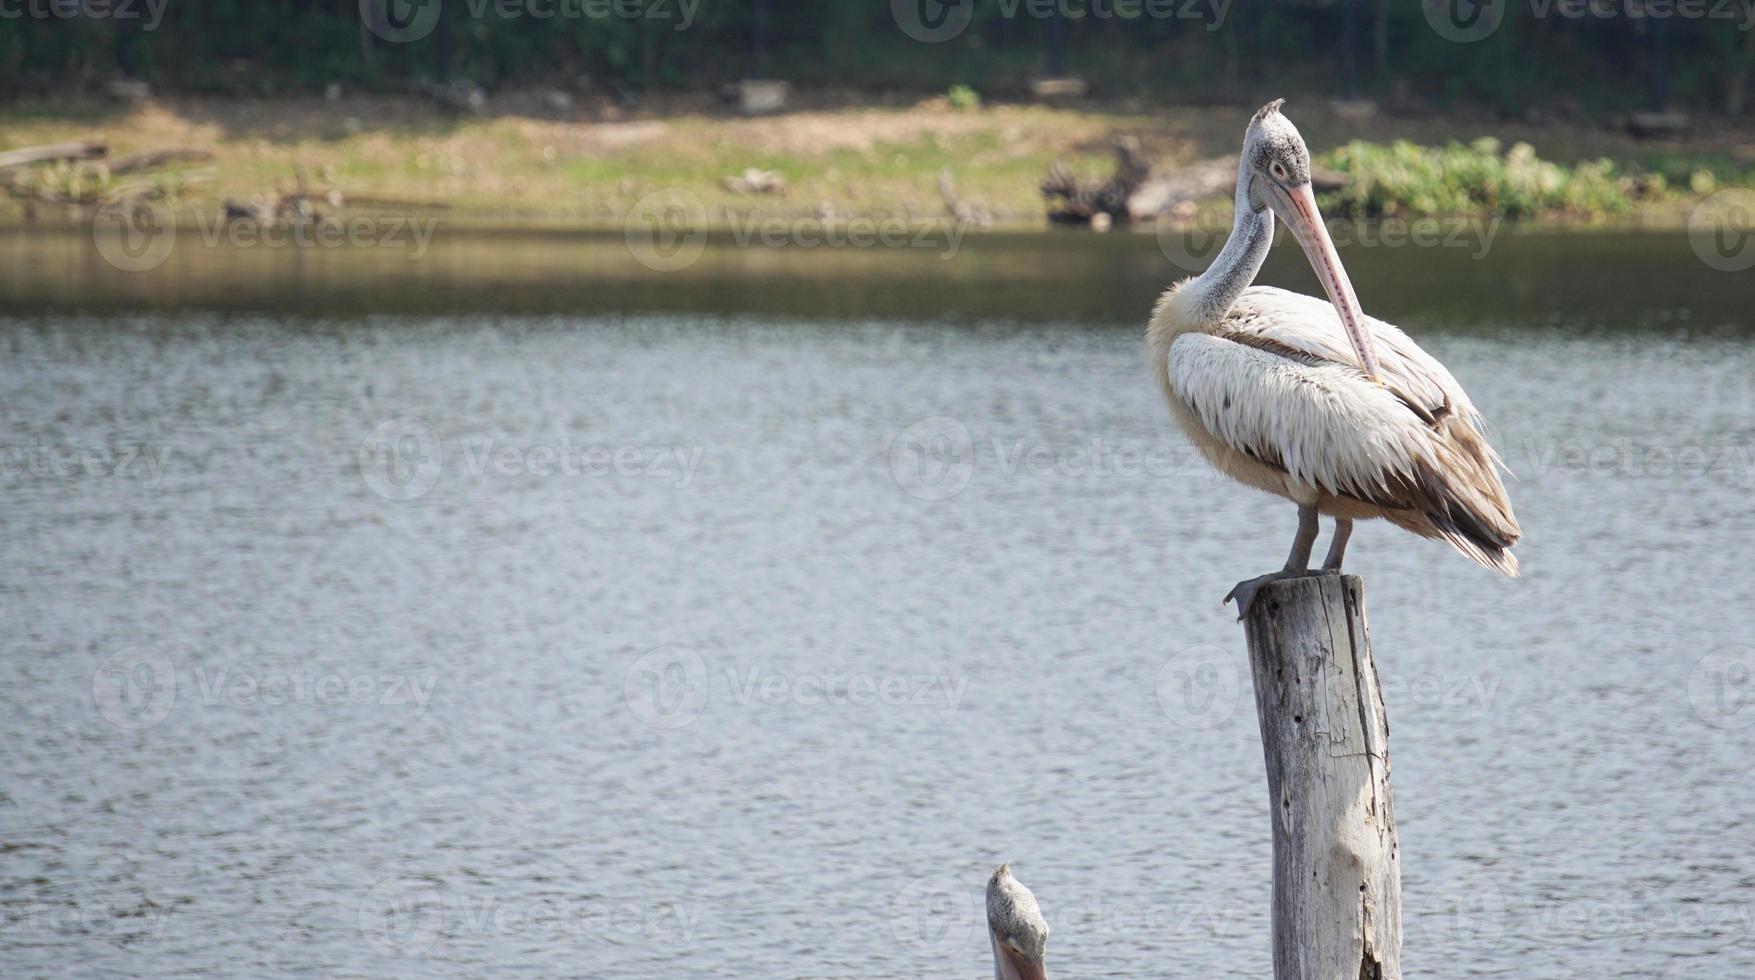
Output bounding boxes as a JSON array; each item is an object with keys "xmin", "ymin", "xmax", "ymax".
[{"xmin": 3, "ymin": 94, "xmax": 1750, "ymax": 229}]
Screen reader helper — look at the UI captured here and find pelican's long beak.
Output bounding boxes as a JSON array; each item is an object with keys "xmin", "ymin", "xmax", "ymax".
[
  {"xmin": 992, "ymin": 933, "xmax": 1048, "ymax": 980},
  {"xmin": 1266, "ymin": 180, "xmax": 1382, "ymax": 382}
]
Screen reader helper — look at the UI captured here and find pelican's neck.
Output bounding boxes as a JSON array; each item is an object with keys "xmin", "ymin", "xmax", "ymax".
[
  {"xmin": 1182, "ymin": 166, "xmax": 1274, "ymax": 324},
  {"xmin": 1147, "ymin": 162, "xmax": 1274, "ymax": 401}
]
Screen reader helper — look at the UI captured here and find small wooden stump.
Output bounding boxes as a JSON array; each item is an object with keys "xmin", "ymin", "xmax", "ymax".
[
  {"xmin": 1241, "ymin": 574, "xmax": 1402, "ymax": 980},
  {"xmin": 1029, "ymin": 77, "xmax": 1088, "ymax": 100},
  {"xmin": 732, "ymin": 79, "xmax": 790, "ymax": 115}
]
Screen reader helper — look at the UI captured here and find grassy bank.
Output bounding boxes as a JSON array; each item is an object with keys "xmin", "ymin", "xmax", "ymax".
[{"xmin": 3, "ymin": 94, "xmax": 1753, "ymax": 229}]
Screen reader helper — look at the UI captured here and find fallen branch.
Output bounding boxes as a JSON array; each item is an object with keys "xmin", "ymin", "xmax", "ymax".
[
  {"xmin": 0, "ymin": 141, "xmax": 107, "ymax": 170},
  {"xmin": 107, "ymin": 149, "xmax": 215, "ymax": 177},
  {"xmin": 937, "ymin": 169, "xmax": 992, "ymax": 227},
  {"xmin": 337, "ymin": 194, "xmax": 450, "ymax": 211}
]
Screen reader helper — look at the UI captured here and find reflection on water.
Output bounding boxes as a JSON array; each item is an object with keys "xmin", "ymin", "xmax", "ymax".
[
  {"xmin": 1, "ymin": 223, "xmax": 1751, "ymax": 328},
  {"xmin": 0, "ymin": 232, "xmax": 1752, "ymax": 978}
]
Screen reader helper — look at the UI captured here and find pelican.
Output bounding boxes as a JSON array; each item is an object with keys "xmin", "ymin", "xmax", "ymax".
[
  {"xmin": 987, "ymin": 863, "xmax": 1049, "ymax": 980},
  {"xmin": 1148, "ymin": 100, "xmax": 1520, "ymax": 616}
]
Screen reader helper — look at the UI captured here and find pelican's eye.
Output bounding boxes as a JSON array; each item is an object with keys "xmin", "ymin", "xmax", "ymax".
[{"xmin": 1269, "ymin": 160, "xmax": 1289, "ymax": 182}]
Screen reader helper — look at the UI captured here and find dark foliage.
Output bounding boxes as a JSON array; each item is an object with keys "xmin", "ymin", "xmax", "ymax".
[{"xmin": 1, "ymin": 0, "xmax": 1751, "ymax": 115}]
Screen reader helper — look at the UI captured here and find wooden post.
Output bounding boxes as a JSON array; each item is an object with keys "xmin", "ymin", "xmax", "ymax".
[{"xmin": 1242, "ymin": 574, "xmax": 1402, "ymax": 980}]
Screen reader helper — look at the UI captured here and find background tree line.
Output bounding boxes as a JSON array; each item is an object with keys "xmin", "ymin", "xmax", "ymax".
[{"xmin": 3, "ymin": 0, "xmax": 1753, "ymax": 117}]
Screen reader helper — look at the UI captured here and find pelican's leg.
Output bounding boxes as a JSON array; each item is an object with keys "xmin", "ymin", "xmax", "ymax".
[
  {"xmin": 1224, "ymin": 504, "xmax": 1320, "ymax": 620},
  {"xmin": 1321, "ymin": 518, "xmax": 1353, "ymax": 572}
]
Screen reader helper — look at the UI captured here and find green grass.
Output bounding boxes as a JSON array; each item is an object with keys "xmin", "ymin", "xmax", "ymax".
[
  {"xmin": 2, "ymin": 98, "xmax": 1747, "ymax": 229},
  {"xmin": 1318, "ymin": 138, "xmax": 1634, "ymax": 219}
]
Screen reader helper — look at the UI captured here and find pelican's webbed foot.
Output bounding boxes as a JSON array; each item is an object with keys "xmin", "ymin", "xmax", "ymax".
[{"xmin": 1223, "ymin": 569, "xmax": 1321, "ymax": 622}]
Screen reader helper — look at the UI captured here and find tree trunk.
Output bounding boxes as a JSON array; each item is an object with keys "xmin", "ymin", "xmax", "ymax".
[
  {"xmin": 1242, "ymin": 575, "xmax": 1402, "ymax": 980},
  {"xmin": 1725, "ymin": 24, "xmax": 1755, "ymax": 118}
]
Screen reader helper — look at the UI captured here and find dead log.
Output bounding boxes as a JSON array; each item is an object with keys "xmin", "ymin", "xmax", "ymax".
[
  {"xmin": 0, "ymin": 141, "xmax": 108, "ymax": 170},
  {"xmin": 1242, "ymin": 575, "xmax": 1402, "ymax": 980},
  {"xmin": 1043, "ymin": 144, "xmax": 1350, "ymax": 225},
  {"xmin": 1041, "ymin": 137, "xmax": 1153, "ymax": 224}
]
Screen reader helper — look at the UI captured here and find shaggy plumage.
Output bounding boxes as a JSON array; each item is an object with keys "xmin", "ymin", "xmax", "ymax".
[
  {"xmin": 1149, "ymin": 100, "xmax": 1520, "ymax": 577},
  {"xmin": 1153, "ymin": 286, "xmax": 1520, "ymax": 573},
  {"xmin": 986, "ymin": 864, "xmax": 1048, "ymax": 980}
]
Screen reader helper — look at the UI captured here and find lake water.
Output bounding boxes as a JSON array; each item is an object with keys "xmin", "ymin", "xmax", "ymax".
[{"xmin": 1, "ymin": 227, "xmax": 1752, "ymax": 978}]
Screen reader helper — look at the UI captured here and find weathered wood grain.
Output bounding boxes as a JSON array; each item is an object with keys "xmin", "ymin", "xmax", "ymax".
[{"xmin": 1242, "ymin": 574, "xmax": 1401, "ymax": 980}]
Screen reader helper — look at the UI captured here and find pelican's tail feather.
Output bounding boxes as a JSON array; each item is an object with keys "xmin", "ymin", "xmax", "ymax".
[{"xmin": 1388, "ymin": 417, "xmax": 1522, "ymax": 577}]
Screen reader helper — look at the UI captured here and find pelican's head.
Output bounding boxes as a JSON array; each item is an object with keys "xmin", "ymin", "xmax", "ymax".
[
  {"xmin": 1241, "ymin": 100, "xmax": 1382, "ymax": 382},
  {"xmin": 986, "ymin": 863, "xmax": 1049, "ymax": 980}
]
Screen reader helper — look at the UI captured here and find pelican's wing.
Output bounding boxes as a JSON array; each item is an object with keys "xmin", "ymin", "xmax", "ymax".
[
  {"xmin": 1229, "ymin": 286, "xmax": 1478, "ymax": 426},
  {"xmin": 1167, "ymin": 330, "xmax": 1520, "ymax": 573}
]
